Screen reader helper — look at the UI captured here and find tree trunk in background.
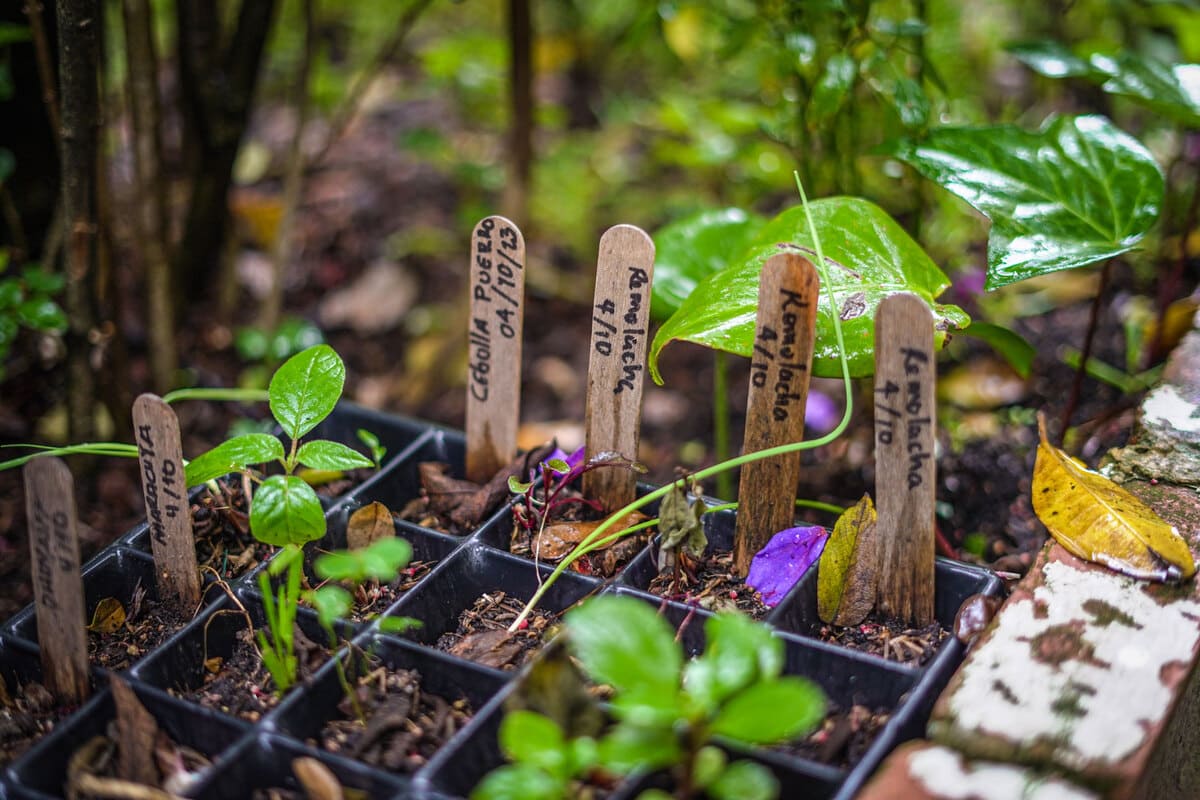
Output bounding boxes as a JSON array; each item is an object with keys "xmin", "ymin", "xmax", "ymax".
[
  {"xmin": 123, "ymin": 0, "xmax": 176, "ymax": 392},
  {"xmin": 174, "ymin": 0, "xmax": 277, "ymax": 309},
  {"xmin": 56, "ymin": 0, "xmax": 99, "ymax": 443},
  {"xmin": 262, "ymin": 0, "xmax": 315, "ymax": 334},
  {"xmin": 505, "ymin": 0, "xmax": 533, "ymax": 226}
]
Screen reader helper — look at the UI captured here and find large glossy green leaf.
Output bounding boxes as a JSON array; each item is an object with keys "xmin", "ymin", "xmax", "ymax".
[
  {"xmin": 1008, "ymin": 40, "xmax": 1093, "ymax": 78},
  {"xmin": 269, "ymin": 344, "xmax": 345, "ymax": 440},
  {"xmin": 1089, "ymin": 53, "xmax": 1200, "ymax": 127},
  {"xmin": 650, "ymin": 208, "xmax": 765, "ymax": 321},
  {"xmin": 685, "ymin": 612, "xmax": 783, "ymax": 712},
  {"xmin": 296, "ymin": 440, "xmax": 373, "ymax": 472},
  {"xmin": 249, "ymin": 474, "xmax": 326, "ymax": 546},
  {"xmin": 887, "ymin": 115, "xmax": 1164, "ymax": 290},
  {"xmin": 565, "ymin": 595, "xmax": 681, "ymax": 699},
  {"xmin": 184, "ymin": 433, "xmax": 285, "ymax": 487},
  {"xmin": 649, "ymin": 198, "xmax": 969, "ymax": 379}
]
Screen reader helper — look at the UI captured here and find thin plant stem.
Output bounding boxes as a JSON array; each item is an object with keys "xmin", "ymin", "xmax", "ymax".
[
  {"xmin": 1060, "ymin": 259, "xmax": 1113, "ymax": 442},
  {"xmin": 161, "ymin": 387, "xmax": 270, "ymax": 404},
  {"xmin": 509, "ymin": 173, "xmax": 852, "ymax": 631},
  {"xmin": 712, "ymin": 350, "xmax": 732, "ymax": 500}
]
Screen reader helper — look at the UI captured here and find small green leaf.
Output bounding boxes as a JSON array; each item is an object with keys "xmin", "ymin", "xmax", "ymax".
[
  {"xmin": 0, "ymin": 279, "xmax": 23, "ymax": 309},
  {"xmin": 544, "ymin": 458, "xmax": 570, "ymax": 474},
  {"xmin": 1008, "ymin": 40, "xmax": 1093, "ymax": 78},
  {"xmin": 686, "ymin": 613, "xmax": 783, "ymax": 711},
  {"xmin": 309, "ymin": 585, "xmax": 352, "ymax": 629},
  {"xmin": 378, "ymin": 615, "xmax": 421, "ymax": 634},
  {"xmin": 499, "ymin": 711, "xmax": 569, "ymax": 779},
  {"xmin": 649, "ymin": 198, "xmax": 969, "ymax": 380},
  {"xmin": 356, "ymin": 428, "xmax": 386, "ymax": 465},
  {"xmin": 959, "ymin": 322, "xmax": 1036, "ymax": 379},
  {"xmin": 269, "ymin": 344, "xmax": 345, "ymax": 440},
  {"xmin": 314, "ymin": 551, "xmax": 359, "ymax": 582},
  {"xmin": 235, "ymin": 327, "xmax": 270, "ymax": 361},
  {"xmin": 650, "ymin": 208, "xmax": 766, "ymax": 321},
  {"xmin": 708, "ymin": 760, "xmax": 779, "ymax": 800},
  {"xmin": 565, "ymin": 595, "xmax": 682, "ymax": 698},
  {"xmin": 0, "ymin": 23, "xmax": 32, "ymax": 47},
  {"xmin": 595, "ymin": 721, "xmax": 683, "ymax": 774},
  {"xmin": 691, "ymin": 745, "xmax": 727, "ymax": 790},
  {"xmin": 358, "ymin": 537, "xmax": 413, "ymax": 580},
  {"xmin": 21, "ymin": 266, "xmax": 64, "ymax": 295},
  {"xmin": 508, "ymin": 476, "xmax": 532, "ymax": 494},
  {"xmin": 886, "ymin": 115, "xmax": 1164, "ymax": 289},
  {"xmin": 710, "ymin": 678, "xmax": 826, "ymax": 744},
  {"xmin": 808, "ymin": 53, "xmax": 857, "ymax": 128},
  {"xmin": 250, "ymin": 475, "xmax": 326, "ymax": 546},
  {"xmin": 17, "ymin": 298, "xmax": 67, "ymax": 331},
  {"xmin": 818, "ymin": 494, "xmax": 878, "ymax": 626},
  {"xmin": 269, "ymin": 317, "xmax": 325, "ymax": 360},
  {"xmin": 470, "ymin": 764, "xmax": 565, "ymax": 800},
  {"xmin": 184, "ymin": 433, "xmax": 285, "ymax": 487},
  {"xmin": 296, "ymin": 440, "xmax": 373, "ymax": 471},
  {"xmin": 888, "ymin": 75, "xmax": 930, "ymax": 129}
]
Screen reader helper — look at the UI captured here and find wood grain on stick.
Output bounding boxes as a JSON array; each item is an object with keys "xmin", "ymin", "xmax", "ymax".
[
  {"xmin": 873, "ymin": 293, "xmax": 937, "ymax": 625},
  {"xmin": 732, "ymin": 254, "xmax": 819, "ymax": 576},
  {"xmin": 24, "ymin": 457, "xmax": 89, "ymax": 704},
  {"xmin": 466, "ymin": 215, "xmax": 526, "ymax": 483},
  {"xmin": 133, "ymin": 394, "xmax": 201, "ymax": 610},
  {"xmin": 583, "ymin": 224, "xmax": 655, "ymax": 512}
]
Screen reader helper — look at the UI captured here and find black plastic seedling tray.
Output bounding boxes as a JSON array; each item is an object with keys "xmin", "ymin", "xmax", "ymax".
[{"xmin": 0, "ymin": 404, "xmax": 1003, "ymax": 799}]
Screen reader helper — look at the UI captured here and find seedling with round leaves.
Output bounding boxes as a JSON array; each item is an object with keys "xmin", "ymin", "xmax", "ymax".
[{"xmin": 473, "ymin": 595, "xmax": 825, "ymax": 800}]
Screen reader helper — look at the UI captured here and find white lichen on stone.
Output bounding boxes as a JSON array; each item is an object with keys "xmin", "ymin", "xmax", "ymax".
[
  {"xmin": 909, "ymin": 746, "xmax": 1098, "ymax": 800},
  {"xmin": 945, "ymin": 561, "xmax": 1200, "ymax": 771},
  {"xmin": 1143, "ymin": 384, "xmax": 1200, "ymax": 434}
]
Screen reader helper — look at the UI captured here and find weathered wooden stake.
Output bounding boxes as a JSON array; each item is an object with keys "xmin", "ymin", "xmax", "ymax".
[
  {"xmin": 23, "ymin": 457, "xmax": 89, "ymax": 704},
  {"xmin": 732, "ymin": 253, "xmax": 819, "ymax": 577},
  {"xmin": 133, "ymin": 394, "xmax": 201, "ymax": 610},
  {"xmin": 873, "ymin": 293, "xmax": 937, "ymax": 625},
  {"xmin": 583, "ymin": 224, "xmax": 655, "ymax": 512},
  {"xmin": 466, "ymin": 215, "xmax": 526, "ymax": 483}
]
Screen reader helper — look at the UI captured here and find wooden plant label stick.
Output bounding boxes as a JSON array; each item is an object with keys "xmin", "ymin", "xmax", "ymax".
[
  {"xmin": 23, "ymin": 457, "xmax": 89, "ymax": 704},
  {"xmin": 583, "ymin": 224, "xmax": 655, "ymax": 512},
  {"xmin": 732, "ymin": 253, "xmax": 819, "ymax": 577},
  {"xmin": 133, "ymin": 394, "xmax": 200, "ymax": 610},
  {"xmin": 466, "ymin": 215, "xmax": 526, "ymax": 483},
  {"xmin": 873, "ymin": 293, "xmax": 937, "ymax": 625}
]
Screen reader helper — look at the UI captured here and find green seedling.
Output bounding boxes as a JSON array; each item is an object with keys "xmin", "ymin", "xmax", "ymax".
[
  {"xmin": 473, "ymin": 595, "xmax": 825, "ymax": 800},
  {"xmin": 185, "ymin": 344, "xmax": 374, "ymax": 693},
  {"xmin": 0, "ymin": 253, "xmax": 67, "ymax": 384}
]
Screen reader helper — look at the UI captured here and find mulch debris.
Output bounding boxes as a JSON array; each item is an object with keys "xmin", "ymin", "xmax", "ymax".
[
  {"xmin": 435, "ymin": 591, "xmax": 558, "ymax": 670},
  {"xmin": 817, "ymin": 618, "xmax": 948, "ymax": 665},
  {"xmin": 647, "ymin": 549, "xmax": 769, "ymax": 619}
]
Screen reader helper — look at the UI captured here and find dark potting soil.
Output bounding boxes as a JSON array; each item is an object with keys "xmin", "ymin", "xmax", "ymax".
[
  {"xmin": 435, "ymin": 591, "xmax": 558, "ymax": 670},
  {"xmin": 182, "ymin": 628, "xmax": 330, "ymax": 722},
  {"xmin": 316, "ymin": 666, "xmax": 473, "ymax": 772},
  {"xmin": 647, "ymin": 550, "xmax": 769, "ymax": 619},
  {"xmin": 816, "ymin": 618, "xmax": 948, "ymax": 666},
  {"xmin": 191, "ymin": 480, "xmax": 273, "ymax": 581},
  {"xmin": 781, "ymin": 703, "xmax": 890, "ymax": 768},
  {"xmin": 0, "ymin": 680, "xmax": 74, "ymax": 766},
  {"xmin": 87, "ymin": 588, "xmax": 191, "ymax": 672}
]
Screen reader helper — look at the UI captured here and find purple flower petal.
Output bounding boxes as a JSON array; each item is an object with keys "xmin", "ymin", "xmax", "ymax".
[
  {"xmin": 746, "ymin": 525, "xmax": 828, "ymax": 607},
  {"xmin": 539, "ymin": 445, "xmax": 586, "ymax": 478},
  {"xmin": 804, "ymin": 390, "xmax": 839, "ymax": 435}
]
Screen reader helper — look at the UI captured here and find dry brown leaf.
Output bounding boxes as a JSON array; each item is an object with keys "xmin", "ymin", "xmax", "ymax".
[
  {"xmin": 1032, "ymin": 413, "xmax": 1195, "ymax": 582},
  {"xmin": 292, "ymin": 756, "xmax": 344, "ymax": 800},
  {"xmin": 87, "ymin": 597, "xmax": 126, "ymax": 634},
  {"xmin": 817, "ymin": 495, "xmax": 878, "ymax": 626},
  {"xmin": 346, "ymin": 502, "xmax": 396, "ymax": 550},
  {"xmin": 111, "ymin": 675, "xmax": 159, "ymax": 785},
  {"xmin": 531, "ymin": 511, "xmax": 648, "ymax": 562}
]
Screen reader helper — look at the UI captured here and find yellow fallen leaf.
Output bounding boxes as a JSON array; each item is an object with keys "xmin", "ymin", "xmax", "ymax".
[
  {"xmin": 818, "ymin": 494, "xmax": 878, "ymax": 626},
  {"xmin": 1032, "ymin": 413, "xmax": 1195, "ymax": 582},
  {"xmin": 87, "ymin": 597, "xmax": 126, "ymax": 634},
  {"xmin": 346, "ymin": 501, "xmax": 395, "ymax": 551}
]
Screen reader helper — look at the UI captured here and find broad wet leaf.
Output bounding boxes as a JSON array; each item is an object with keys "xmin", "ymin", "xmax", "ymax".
[{"xmin": 1032, "ymin": 414, "xmax": 1195, "ymax": 582}]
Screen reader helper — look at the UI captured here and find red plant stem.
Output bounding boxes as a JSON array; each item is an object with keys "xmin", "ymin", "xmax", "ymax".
[
  {"xmin": 934, "ymin": 523, "xmax": 957, "ymax": 559},
  {"xmin": 1060, "ymin": 260, "xmax": 1114, "ymax": 442}
]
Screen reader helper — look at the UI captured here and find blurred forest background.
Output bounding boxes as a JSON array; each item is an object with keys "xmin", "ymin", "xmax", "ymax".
[{"xmin": 0, "ymin": 0, "xmax": 1197, "ymax": 615}]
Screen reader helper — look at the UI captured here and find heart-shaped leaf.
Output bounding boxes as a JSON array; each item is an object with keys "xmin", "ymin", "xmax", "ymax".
[
  {"xmin": 649, "ymin": 198, "xmax": 969, "ymax": 379},
  {"xmin": 1089, "ymin": 53, "xmax": 1200, "ymax": 127},
  {"xmin": 250, "ymin": 474, "xmax": 326, "ymax": 546},
  {"xmin": 650, "ymin": 207, "xmax": 765, "ymax": 321},
  {"xmin": 1032, "ymin": 414, "xmax": 1195, "ymax": 582},
  {"xmin": 817, "ymin": 494, "xmax": 878, "ymax": 626},
  {"xmin": 269, "ymin": 344, "xmax": 345, "ymax": 440},
  {"xmin": 185, "ymin": 433, "xmax": 285, "ymax": 487},
  {"xmin": 886, "ymin": 115, "xmax": 1164, "ymax": 290},
  {"xmin": 296, "ymin": 440, "xmax": 373, "ymax": 472}
]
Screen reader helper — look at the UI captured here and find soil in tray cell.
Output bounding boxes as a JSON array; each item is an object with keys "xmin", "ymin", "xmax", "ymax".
[
  {"xmin": 647, "ymin": 548, "xmax": 769, "ymax": 620},
  {"xmin": 325, "ymin": 558, "xmax": 436, "ymax": 624},
  {"xmin": 87, "ymin": 587, "xmax": 192, "ymax": 671},
  {"xmin": 0, "ymin": 680, "xmax": 77, "ymax": 765},
  {"xmin": 781, "ymin": 702, "xmax": 891, "ymax": 768},
  {"xmin": 434, "ymin": 591, "xmax": 558, "ymax": 671},
  {"xmin": 816, "ymin": 617, "xmax": 948, "ymax": 666},
  {"xmin": 316, "ymin": 665, "xmax": 474, "ymax": 772},
  {"xmin": 191, "ymin": 479, "xmax": 273, "ymax": 581}
]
